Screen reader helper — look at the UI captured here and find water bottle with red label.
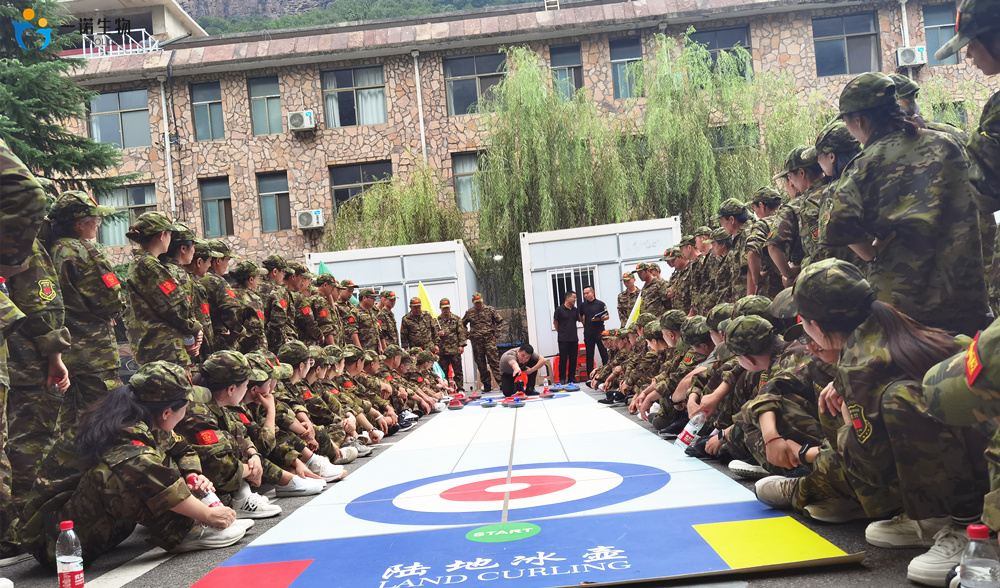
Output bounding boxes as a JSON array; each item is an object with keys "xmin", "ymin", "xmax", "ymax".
[
  {"xmin": 187, "ymin": 474, "xmax": 224, "ymax": 508},
  {"xmin": 56, "ymin": 520, "xmax": 84, "ymax": 588},
  {"xmin": 675, "ymin": 412, "xmax": 708, "ymax": 448}
]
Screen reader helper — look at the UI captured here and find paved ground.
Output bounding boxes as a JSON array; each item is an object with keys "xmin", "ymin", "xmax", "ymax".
[{"xmin": 2, "ymin": 385, "xmax": 922, "ymax": 588}]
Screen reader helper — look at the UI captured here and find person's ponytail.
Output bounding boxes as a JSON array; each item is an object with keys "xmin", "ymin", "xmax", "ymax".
[
  {"xmin": 75, "ymin": 384, "xmax": 188, "ymax": 462},
  {"xmin": 869, "ymin": 301, "xmax": 961, "ymax": 381}
]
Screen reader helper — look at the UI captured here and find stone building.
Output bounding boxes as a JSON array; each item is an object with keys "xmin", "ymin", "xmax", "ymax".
[{"xmin": 60, "ymin": 0, "xmax": 998, "ymax": 265}]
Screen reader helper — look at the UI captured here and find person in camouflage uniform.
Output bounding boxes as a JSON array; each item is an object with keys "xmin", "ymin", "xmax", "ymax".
[
  {"xmin": 668, "ymin": 237, "xmax": 696, "ymax": 314},
  {"xmin": 702, "ymin": 228, "xmax": 734, "ymax": 308},
  {"xmin": 821, "ymin": 72, "xmax": 990, "ymax": 336},
  {"xmin": 463, "ymin": 292, "xmax": 505, "ymax": 392},
  {"xmin": 0, "ymin": 138, "xmax": 47, "ymax": 279},
  {"xmin": 160, "ymin": 223, "xmax": 205, "ymax": 359},
  {"xmin": 337, "ymin": 279, "xmax": 359, "ymax": 348},
  {"xmin": 258, "ymin": 255, "xmax": 295, "ymax": 352},
  {"xmin": 436, "ymin": 298, "xmax": 468, "ymax": 389},
  {"xmin": 19, "ymin": 361, "xmax": 245, "ymax": 567},
  {"xmin": 0, "ymin": 292, "xmax": 26, "ymax": 558},
  {"xmin": 353, "ymin": 288, "xmax": 384, "ymax": 351},
  {"xmin": 633, "ymin": 262, "xmax": 671, "ymax": 318},
  {"xmin": 201, "ymin": 240, "xmax": 245, "ymax": 352},
  {"xmin": 283, "ymin": 262, "xmax": 323, "ymax": 345},
  {"xmin": 185, "ymin": 240, "xmax": 218, "ymax": 359},
  {"xmin": 766, "ymin": 146, "xmax": 823, "ymax": 285},
  {"xmin": 377, "ymin": 290, "xmax": 400, "ymax": 346},
  {"xmin": 746, "ymin": 187, "xmax": 786, "ymax": 298},
  {"xmin": 617, "ymin": 272, "xmax": 640, "ymax": 324},
  {"xmin": 717, "ymin": 198, "xmax": 753, "ymax": 301},
  {"xmin": 314, "ymin": 274, "xmax": 342, "ymax": 345},
  {"xmin": 44, "ymin": 192, "xmax": 125, "ymax": 428},
  {"xmin": 400, "ymin": 297, "xmax": 439, "ymax": 352},
  {"xmin": 689, "ymin": 226, "xmax": 716, "ymax": 314},
  {"xmin": 803, "ymin": 121, "xmax": 863, "ymax": 269},
  {"xmin": 227, "ymin": 261, "xmax": 268, "ymax": 354}
]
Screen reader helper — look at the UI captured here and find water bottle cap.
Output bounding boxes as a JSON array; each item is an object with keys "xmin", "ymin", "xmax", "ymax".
[
  {"xmin": 59, "ymin": 520, "xmax": 74, "ymax": 531},
  {"xmin": 968, "ymin": 524, "xmax": 991, "ymax": 540}
]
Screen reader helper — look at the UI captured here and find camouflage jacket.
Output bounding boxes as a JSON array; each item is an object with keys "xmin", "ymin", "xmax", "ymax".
[
  {"xmin": 201, "ymin": 272, "xmax": 246, "ymax": 349},
  {"xmin": 287, "ymin": 379, "xmax": 337, "ymax": 426},
  {"xmin": 654, "ymin": 348, "xmax": 708, "ymax": 399},
  {"xmin": 0, "ymin": 292, "xmax": 26, "ymax": 388},
  {"xmin": 707, "ymin": 252, "xmax": 733, "ymax": 307},
  {"xmin": 7, "ymin": 239, "xmax": 71, "ymax": 386},
  {"xmin": 337, "ymin": 300, "xmax": 358, "ymax": 342},
  {"xmin": 355, "ymin": 373, "xmax": 390, "ymax": 411},
  {"xmin": 176, "ymin": 399, "xmax": 254, "ymax": 494},
  {"xmin": 185, "ymin": 269, "xmax": 216, "ymax": 357},
  {"xmin": 377, "ymin": 308, "xmax": 399, "ymax": 345},
  {"xmin": 668, "ymin": 264, "xmax": 692, "ymax": 313},
  {"xmin": 307, "ymin": 293, "xmax": 335, "ymax": 340},
  {"xmin": 258, "ymin": 280, "xmax": 296, "ymax": 347},
  {"xmin": 729, "ymin": 223, "xmax": 751, "ymax": 301},
  {"xmin": 400, "ymin": 311, "xmax": 438, "ymax": 350},
  {"xmin": 746, "ymin": 215, "xmax": 784, "ymax": 299},
  {"xmin": 437, "ymin": 312, "xmax": 468, "ymax": 355},
  {"xmin": 229, "ymin": 403, "xmax": 276, "ymax": 458},
  {"xmin": 232, "ymin": 285, "xmax": 267, "ymax": 354},
  {"xmin": 617, "ymin": 289, "xmax": 640, "ymax": 324},
  {"xmin": 639, "ymin": 277, "xmax": 671, "ymax": 319},
  {"xmin": 799, "ymin": 182, "xmax": 861, "ymax": 269},
  {"xmin": 969, "ymin": 91, "xmax": 1000, "ymax": 214},
  {"xmin": 688, "ymin": 255, "xmax": 715, "ymax": 314},
  {"xmin": 289, "ymin": 290, "xmax": 322, "ymax": 343},
  {"xmin": 353, "ymin": 305, "xmax": 382, "ymax": 351},
  {"xmin": 462, "ymin": 305, "xmax": 504, "ymax": 341},
  {"xmin": 740, "ymin": 353, "xmax": 834, "ymax": 443},
  {"xmin": 0, "ymin": 138, "xmax": 46, "ymax": 277},
  {"xmin": 125, "ymin": 250, "xmax": 199, "ymax": 366},
  {"xmin": 821, "ymin": 127, "xmax": 989, "ymax": 332},
  {"xmin": 49, "ymin": 238, "xmax": 124, "ymax": 375}
]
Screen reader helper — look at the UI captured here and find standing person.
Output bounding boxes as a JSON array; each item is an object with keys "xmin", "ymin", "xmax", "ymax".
[
  {"xmin": 436, "ymin": 298, "xmax": 468, "ymax": 390},
  {"xmin": 717, "ymin": 198, "xmax": 753, "ymax": 301},
  {"xmin": 462, "ymin": 292, "xmax": 505, "ymax": 393},
  {"xmin": 377, "ymin": 291, "xmax": 400, "ymax": 347},
  {"xmin": 553, "ymin": 291, "xmax": 581, "ymax": 387},
  {"xmin": 579, "ymin": 286, "xmax": 610, "ymax": 377},
  {"xmin": 746, "ymin": 187, "xmax": 786, "ymax": 298},
  {"xmin": 635, "ymin": 262, "xmax": 670, "ymax": 318},
  {"xmin": 201, "ymin": 240, "xmax": 245, "ymax": 352},
  {"xmin": 44, "ymin": 192, "xmax": 125, "ymax": 427},
  {"xmin": 258, "ymin": 255, "xmax": 294, "ymax": 353},
  {"xmin": 703, "ymin": 227, "xmax": 735, "ymax": 306},
  {"xmin": 400, "ymin": 297, "xmax": 438, "ymax": 352},
  {"xmin": 228, "ymin": 261, "xmax": 268, "ymax": 354},
  {"xmin": 352, "ymin": 288, "xmax": 383, "ymax": 352},
  {"xmin": 618, "ymin": 272, "xmax": 640, "ymax": 324},
  {"xmin": 336, "ymin": 280, "xmax": 357, "ymax": 347},
  {"xmin": 821, "ymin": 72, "xmax": 990, "ymax": 336},
  {"xmin": 499, "ymin": 344, "xmax": 549, "ymax": 397},
  {"xmin": 185, "ymin": 240, "xmax": 218, "ymax": 359},
  {"xmin": 314, "ymin": 274, "xmax": 342, "ymax": 346}
]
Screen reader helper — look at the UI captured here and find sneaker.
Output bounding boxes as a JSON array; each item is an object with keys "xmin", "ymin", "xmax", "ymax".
[
  {"xmin": 334, "ymin": 445, "xmax": 359, "ymax": 465},
  {"xmin": 945, "ymin": 564, "xmax": 960, "ymax": 588},
  {"xmin": 649, "ymin": 402, "xmax": 661, "ymax": 416},
  {"xmin": 400, "ymin": 410, "xmax": 419, "ymax": 422},
  {"xmin": 754, "ymin": 475, "xmax": 797, "ymax": 509},
  {"xmin": 907, "ymin": 525, "xmax": 968, "ymax": 587},
  {"xmin": 684, "ymin": 436, "xmax": 713, "ymax": 459},
  {"xmin": 598, "ymin": 391, "xmax": 627, "ymax": 406},
  {"xmin": 275, "ymin": 475, "xmax": 325, "ymax": 497},
  {"xmin": 231, "ymin": 519, "xmax": 256, "ymax": 532},
  {"xmin": 357, "ymin": 431, "xmax": 372, "ymax": 445},
  {"xmin": 803, "ymin": 499, "xmax": 867, "ymax": 524},
  {"xmin": 307, "ymin": 454, "xmax": 347, "ymax": 482},
  {"xmin": 866, "ymin": 514, "xmax": 951, "ymax": 549},
  {"xmin": 171, "ymin": 524, "xmax": 246, "ymax": 553},
  {"xmin": 344, "ymin": 439, "xmax": 373, "ymax": 457},
  {"xmin": 728, "ymin": 459, "xmax": 770, "ymax": 480},
  {"xmin": 397, "ymin": 419, "xmax": 414, "ymax": 431},
  {"xmin": 232, "ymin": 485, "xmax": 283, "ymax": 518},
  {"xmin": 658, "ymin": 417, "xmax": 689, "ymax": 440},
  {"xmin": 0, "ymin": 543, "xmax": 31, "ymax": 567}
]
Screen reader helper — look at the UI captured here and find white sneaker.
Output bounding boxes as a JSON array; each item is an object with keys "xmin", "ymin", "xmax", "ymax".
[
  {"xmin": 345, "ymin": 440, "xmax": 373, "ymax": 457},
  {"xmin": 171, "ymin": 524, "xmax": 246, "ymax": 553},
  {"xmin": 728, "ymin": 459, "xmax": 770, "ymax": 480},
  {"xmin": 866, "ymin": 514, "xmax": 951, "ymax": 549},
  {"xmin": 804, "ymin": 499, "xmax": 867, "ymax": 524},
  {"xmin": 231, "ymin": 519, "xmax": 256, "ymax": 532},
  {"xmin": 907, "ymin": 525, "xmax": 968, "ymax": 587},
  {"xmin": 357, "ymin": 431, "xmax": 372, "ymax": 445},
  {"xmin": 232, "ymin": 485, "xmax": 283, "ymax": 519},
  {"xmin": 649, "ymin": 403, "xmax": 661, "ymax": 416},
  {"xmin": 334, "ymin": 445, "xmax": 358, "ymax": 465},
  {"xmin": 275, "ymin": 475, "xmax": 325, "ymax": 497},
  {"xmin": 754, "ymin": 475, "xmax": 797, "ymax": 509},
  {"xmin": 307, "ymin": 454, "xmax": 347, "ymax": 482}
]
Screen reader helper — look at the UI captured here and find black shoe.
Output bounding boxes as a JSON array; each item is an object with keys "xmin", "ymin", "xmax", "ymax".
[
  {"xmin": 684, "ymin": 435, "xmax": 713, "ymax": 459},
  {"xmin": 397, "ymin": 420, "xmax": 414, "ymax": 430},
  {"xmin": 597, "ymin": 391, "xmax": 626, "ymax": 406},
  {"xmin": 386, "ymin": 424, "xmax": 401, "ymax": 436},
  {"xmin": 483, "ymin": 386, "xmax": 493, "ymax": 393},
  {"xmin": 0, "ymin": 542, "xmax": 30, "ymax": 567},
  {"xmin": 658, "ymin": 417, "xmax": 689, "ymax": 440},
  {"xmin": 785, "ymin": 465, "xmax": 811, "ymax": 478},
  {"xmin": 524, "ymin": 388, "xmax": 539, "ymax": 396}
]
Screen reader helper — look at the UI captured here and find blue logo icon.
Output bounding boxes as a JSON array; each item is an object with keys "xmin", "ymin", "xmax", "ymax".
[{"xmin": 13, "ymin": 8, "xmax": 52, "ymax": 51}]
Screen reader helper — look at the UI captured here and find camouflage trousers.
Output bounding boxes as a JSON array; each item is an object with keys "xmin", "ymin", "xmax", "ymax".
[
  {"xmin": 315, "ymin": 424, "xmax": 346, "ymax": 460},
  {"xmin": 8, "ymin": 381, "xmax": 63, "ymax": 516},
  {"xmin": 438, "ymin": 354, "xmax": 464, "ymax": 391},
  {"xmin": 271, "ymin": 430, "xmax": 305, "ymax": 469},
  {"xmin": 470, "ymin": 339, "xmax": 500, "ymax": 390},
  {"xmin": 734, "ymin": 396, "xmax": 835, "ymax": 477},
  {"xmin": 260, "ymin": 455, "xmax": 285, "ymax": 486},
  {"xmin": 23, "ymin": 463, "xmax": 193, "ymax": 568},
  {"xmin": 0, "ymin": 384, "xmax": 12, "ymax": 546},
  {"xmin": 982, "ymin": 427, "xmax": 1000, "ymax": 531},
  {"xmin": 58, "ymin": 370, "xmax": 122, "ymax": 432}
]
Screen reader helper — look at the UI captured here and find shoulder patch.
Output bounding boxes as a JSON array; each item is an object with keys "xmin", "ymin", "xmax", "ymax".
[
  {"xmin": 320, "ymin": 309, "xmax": 328, "ymax": 317},
  {"xmin": 302, "ymin": 390, "xmax": 313, "ymax": 399},
  {"xmin": 344, "ymin": 381, "xmax": 354, "ymax": 389},
  {"xmin": 848, "ymin": 404, "xmax": 873, "ymax": 444},
  {"xmin": 196, "ymin": 430, "xmax": 220, "ymax": 445},
  {"xmin": 38, "ymin": 279, "xmax": 56, "ymax": 301},
  {"xmin": 238, "ymin": 413, "xmax": 251, "ymax": 424},
  {"xmin": 967, "ymin": 331, "xmax": 983, "ymax": 386},
  {"xmin": 348, "ymin": 316, "xmax": 356, "ymax": 323},
  {"xmin": 132, "ymin": 440, "xmax": 146, "ymax": 446},
  {"xmin": 201, "ymin": 303, "xmax": 210, "ymax": 315},
  {"xmin": 102, "ymin": 272, "xmax": 121, "ymax": 289},
  {"xmin": 279, "ymin": 299, "xmax": 288, "ymax": 308},
  {"xmin": 302, "ymin": 306, "xmax": 311, "ymax": 315},
  {"xmin": 159, "ymin": 279, "xmax": 178, "ymax": 295},
  {"xmin": 226, "ymin": 289, "xmax": 236, "ymax": 298},
  {"xmin": 417, "ymin": 376, "xmax": 424, "ymax": 383},
  {"xmin": 329, "ymin": 388, "xmax": 339, "ymax": 395}
]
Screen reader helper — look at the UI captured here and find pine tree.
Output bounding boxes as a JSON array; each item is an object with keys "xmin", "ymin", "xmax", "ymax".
[{"xmin": 0, "ymin": 0, "xmax": 129, "ymax": 194}]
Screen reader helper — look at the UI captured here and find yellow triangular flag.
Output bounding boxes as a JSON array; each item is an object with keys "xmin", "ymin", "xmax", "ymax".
[
  {"xmin": 625, "ymin": 293, "xmax": 642, "ymax": 327},
  {"xmin": 417, "ymin": 281, "xmax": 439, "ymax": 319}
]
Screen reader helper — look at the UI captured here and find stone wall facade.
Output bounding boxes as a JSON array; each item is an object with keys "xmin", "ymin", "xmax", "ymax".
[{"xmin": 67, "ymin": 0, "xmax": 999, "ymax": 266}]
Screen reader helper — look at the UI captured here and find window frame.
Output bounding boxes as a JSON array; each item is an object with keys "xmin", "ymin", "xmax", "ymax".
[
  {"xmin": 451, "ymin": 152, "xmax": 485, "ymax": 213},
  {"xmin": 609, "ymin": 37, "xmax": 643, "ymax": 100},
  {"xmin": 923, "ymin": 3, "xmax": 960, "ymax": 66},
  {"xmin": 321, "ymin": 66, "xmax": 388, "ymax": 128},
  {"xmin": 688, "ymin": 25, "xmax": 753, "ymax": 76},
  {"xmin": 811, "ymin": 12, "xmax": 880, "ymax": 78},
  {"xmin": 248, "ymin": 76, "xmax": 282, "ymax": 136},
  {"xmin": 329, "ymin": 160, "xmax": 394, "ymax": 211},
  {"xmin": 88, "ymin": 89, "xmax": 152, "ymax": 149},
  {"xmin": 550, "ymin": 43, "xmax": 584, "ymax": 101},
  {"xmin": 443, "ymin": 53, "xmax": 507, "ymax": 116},
  {"xmin": 199, "ymin": 177, "xmax": 235, "ymax": 237},
  {"xmin": 257, "ymin": 171, "xmax": 292, "ymax": 233},
  {"xmin": 191, "ymin": 81, "xmax": 225, "ymax": 141},
  {"xmin": 547, "ymin": 265, "xmax": 597, "ymax": 331},
  {"xmin": 97, "ymin": 184, "xmax": 157, "ymax": 246}
]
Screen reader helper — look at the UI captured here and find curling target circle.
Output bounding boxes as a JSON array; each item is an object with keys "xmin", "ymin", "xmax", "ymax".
[{"xmin": 345, "ymin": 461, "xmax": 669, "ymax": 525}]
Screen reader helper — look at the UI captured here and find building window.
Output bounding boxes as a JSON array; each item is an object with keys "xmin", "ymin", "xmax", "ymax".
[
  {"xmin": 89, "ymin": 89, "xmax": 151, "ymax": 149},
  {"xmin": 444, "ymin": 53, "xmax": 506, "ymax": 116},
  {"xmin": 924, "ymin": 4, "xmax": 960, "ymax": 66},
  {"xmin": 812, "ymin": 13, "xmax": 879, "ymax": 77},
  {"xmin": 452, "ymin": 153, "xmax": 483, "ymax": 212},
  {"xmin": 610, "ymin": 37, "xmax": 642, "ymax": 99},
  {"xmin": 321, "ymin": 66, "xmax": 387, "ymax": 127},
  {"xmin": 191, "ymin": 81, "xmax": 225, "ymax": 141},
  {"xmin": 709, "ymin": 123, "xmax": 761, "ymax": 151},
  {"xmin": 330, "ymin": 161, "xmax": 393, "ymax": 209},
  {"xmin": 200, "ymin": 178, "xmax": 234, "ymax": 237},
  {"xmin": 550, "ymin": 44, "xmax": 583, "ymax": 101},
  {"xmin": 258, "ymin": 172, "xmax": 292, "ymax": 232},
  {"xmin": 933, "ymin": 101, "xmax": 969, "ymax": 126},
  {"xmin": 548, "ymin": 265, "xmax": 596, "ymax": 329},
  {"xmin": 249, "ymin": 76, "xmax": 282, "ymax": 136},
  {"xmin": 689, "ymin": 25, "xmax": 752, "ymax": 75},
  {"xmin": 97, "ymin": 184, "xmax": 156, "ymax": 246}
]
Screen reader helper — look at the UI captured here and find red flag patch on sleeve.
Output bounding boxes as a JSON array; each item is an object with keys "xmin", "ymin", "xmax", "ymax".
[
  {"xmin": 348, "ymin": 316, "xmax": 355, "ymax": 323},
  {"xmin": 201, "ymin": 303, "xmax": 210, "ymax": 315},
  {"xmin": 102, "ymin": 272, "xmax": 120, "ymax": 288},
  {"xmin": 238, "ymin": 413, "xmax": 251, "ymax": 424},
  {"xmin": 302, "ymin": 390, "xmax": 313, "ymax": 399},
  {"xmin": 319, "ymin": 309, "xmax": 328, "ymax": 317},
  {"xmin": 344, "ymin": 381, "xmax": 354, "ymax": 389},
  {"xmin": 967, "ymin": 331, "xmax": 983, "ymax": 386},
  {"xmin": 329, "ymin": 388, "xmax": 340, "ymax": 395},
  {"xmin": 159, "ymin": 279, "xmax": 178, "ymax": 295},
  {"xmin": 197, "ymin": 430, "xmax": 220, "ymax": 445},
  {"xmin": 279, "ymin": 299, "xmax": 288, "ymax": 309},
  {"xmin": 256, "ymin": 309, "xmax": 265, "ymax": 320},
  {"xmin": 302, "ymin": 307, "xmax": 311, "ymax": 315},
  {"xmin": 417, "ymin": 376, "xmax": 424, "ymax": 383},
  {"xmin": 132, "ymin": 440, "xmax": 146, "ymax": 446},
  {"xmin": 226, "ymin": 289, "xmax": 236, "ymax": 298}
]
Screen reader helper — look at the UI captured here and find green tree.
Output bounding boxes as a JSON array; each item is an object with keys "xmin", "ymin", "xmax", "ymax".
[{"xmin": 0, "ymin": 0, "xmax": 128, "ymax": 194}]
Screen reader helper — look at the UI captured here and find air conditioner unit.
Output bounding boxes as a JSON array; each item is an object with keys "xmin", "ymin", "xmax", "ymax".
[
  {"xmin": 296, "ymin": 209, "xmax": 325, "ymax": 229},
  {"xmin": 897, "ymin": 46, "xmax": 928, "ymax": 67},
  {"xmin": 288, "ymin": 110, "xmax": 316, "ymax": 131}
]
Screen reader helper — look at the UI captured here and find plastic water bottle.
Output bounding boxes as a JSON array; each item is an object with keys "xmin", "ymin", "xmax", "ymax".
[
  {"xmin": 56, "ymin": 520, "xmax": 84, "ymax": 588},
  {"xmin": 675, "ymin": 412, "xmax": 708, "ymax": 448},
  {"xmin": 543, "ymin": 378, "xmax": 549, "ymax": 393},
  {"xmin": 0, "ymin": 277, "xmax": 8, "ymax": 297},
  {"xmin": 960, "ymin": 524, "xmax": 1000, "ymax": 587},
  {"xmin": 187, "ymin": 474, "xmax": 224, "ymax": 508}
]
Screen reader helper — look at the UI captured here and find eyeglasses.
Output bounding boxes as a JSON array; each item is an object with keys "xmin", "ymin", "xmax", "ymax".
[{"xmin": 797, "ymin": 334, "xmax": 813, "ymax": 345}]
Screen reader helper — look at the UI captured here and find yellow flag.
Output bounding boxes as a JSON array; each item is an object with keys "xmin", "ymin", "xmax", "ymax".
[
  {"xmin": 625, "ymin": 294, "xmax": 642, "ymax": 327},
  {"xmin": 417, "ymin": 281, "xmax": 439, "ymax": 319}
]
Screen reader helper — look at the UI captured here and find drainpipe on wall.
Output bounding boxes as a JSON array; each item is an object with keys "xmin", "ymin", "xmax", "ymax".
[
  {"xmin": 158, "ymin": 52, "xmax": 177, "ymax": 218},
  {"xmin": 899, "ymin": 0, "xmax": 914, "ymax": 79},
  {"xmin": 411, "ymin": 50, "xmax": 428, "ymax": 164}
]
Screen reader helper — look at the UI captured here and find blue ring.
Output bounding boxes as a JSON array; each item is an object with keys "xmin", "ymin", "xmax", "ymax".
[{"xmin": 345, "ymin": 461, "xmax": 669, "ymax": 525}]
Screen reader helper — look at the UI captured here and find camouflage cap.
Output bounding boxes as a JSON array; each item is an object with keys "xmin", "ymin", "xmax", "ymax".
[
  {"xmin": 774, "ymin": 146, "xmax": 819, "ymax": 180},
  {"xmin": 717, "ymin": 198, "xmax": 748, "ymax": 218},
  {"xmin": 678, "ymin": 235, "xmax": 696, "ymax": 248},
  {"xmin": 171, "ymin": 221, "xmax": 196, "ymax": 243},
  {"xmin": 339, "ymin": 279, "xmax": 356, "ymax": 289},
  {"xmin": 644, "ymin": 321, "xmax": 665, "ymax": 341},
  {"xmin": 380, "ymin": 290, "xmax": 396, "ymax": 300},
  {"xmin": 649, "ymin": 262, "xmax": 661, "ymax": 272},
  {"xmin": 409, "ymin": 297, "xmax": 421, "ymax": 306},
  {"xmin": 704, "ymin": 227, "xmax": 732, "ymax": 245},
  {"xmin": 229, "ymin": 260, "xmax": 266, "ymax": 283},
  {"xmin": 768, "ymin": 287, "xmax": 797, "ymax": 321},
  {"xmin": 618, "ymin": 327, "xmax": 632, "ymax": 339},
  {"xmin": 838, "ymin": 72, "xmax": 897, "ymax": 117},
  {"xmin": 725, "ymin": 315, "xmax": 777, "ymax": 356},
  {"xmin": 923, "ymin": 320, "xmax": 1000, "ymax": 426},
  {"xmin": 129, "ymin": 361, "xmax": 211, "ymax": 404},
  {"xmin": 245, "ymin": 352, "xmax": 277, "ymax": 381},
  {"xmin": 815, "ymin": 119, "xmax": 861, "ymax": 154},
  {"xmin": 718, "ymin": 318, "xmax": 732, "ymax": 334},
  {"xmin": 707, "ymin": 303, "xmax": 734, "ymax": 332},
  {"xmin": 261, "ymin": 254, "xmax": 288, "ymax": 272},
  {"xmin": 733, "ymin": 295, "xmax": 776, "ymax": 323},
  {"xmin": 635, "ymin": 262, "xmax": 652, "ymax": 271},
  {"xmin": 694, "ymin": 225, "xmax": 713, "ymax": 237},
  {"xmin": 383, "ymin": 344, "xmax": 404, "ymax": 358},
  {"xmin": 343, "ymin": 344, "xmax": 365, "ymax": 362},
  {"xmin": 659, "ymin": 310, "xmax": 688, "ymax": 332},
  {"xmin": 439, "ymin": 298, "xmax": 451, "ymax": 308},
  {"xmin": 49, "ymin": 191, "xmax": 116, "ymax": 221},
  {"xmin": 750, "ymin": 186, "xmax": 783, "ymax": 206},
  {"xmin": 126, "ymin": 211, "xmax": 182, "ymax": 239},
  {"xmin": 264, "ymin": 352, "xmax": 294, "ymax": 380},
  {"xmin": 472, "ymin": 292, "xmax": 484, "ymax": 302},
  {"xmin": 887, "ymin": 73, "xmax": 920, "ymax": 99},
  {"xmin": 681, "ymin": 316, "xmax": 712, "ymax": 347},
  {"xmin": 635, "ymin": 312, "xmax": 658, "ymax": 330},
  {"xmin": 324, "ymin": 345, "xmax": 344, "ymax": 364},
  {"xmin": 208, "ymin": 239, "xmax": 235, "ymax": 258},
  {"xmin": 935, "ymin": 0, "xmax": 1000, "ymax": 61},
  {"xmin": 193, "ymin": 239, "xmax": 221, "ymax": 259},
  {"xmin": 417, "ymin": 350, "xmax": 436, "ymax": 364},
  {"xmin": 793, "ymin": 258, "xmax": 875, "ymax": 324},
  {"xmin": 285, "ymin": 261, "xmax": 312, "ymax": 278},
  {"xmin": 621, "ymin": 271, "xmax": 635, "ymax": 281},
  {"xmin": 277, "ymin": 340, "xmax": 310, "ymax": 366},
  {"xmin": 363, "ymin": 350, "xmax": 378, "ymax": 363},
  {"xmin": 202, "ymin": 350, "xmax": 268, "ymax": 385},
  {"xmin": 399, "ymin": 353, "xmax": 413, "ymax": 365},
  {"xmin": 315, "ymin": 274, "xmax": 338, "ymax": 286},
  {"xmin": 408, "ymin": 347, "xmax": 424, "ymax": 356},
  {"xmin": 308, "ymin": 345, "xmax": 325, "ymax": 362},
  {"xmin": 358, "ymin": 288, "xmax": 377, "ymax": 298}
]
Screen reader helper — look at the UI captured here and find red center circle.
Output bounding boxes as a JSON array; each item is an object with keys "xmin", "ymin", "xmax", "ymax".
[{"xmin": 440, "ymin": 475, "xmax": 576, "ymax": 502}]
